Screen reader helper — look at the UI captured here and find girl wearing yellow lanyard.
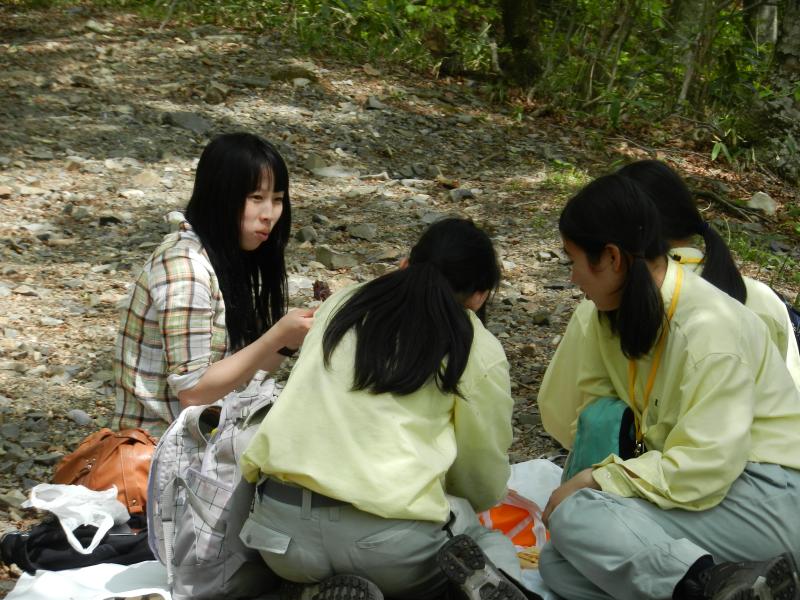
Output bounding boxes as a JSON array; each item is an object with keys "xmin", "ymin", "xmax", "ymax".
[
  {"xmin": 538, "ymin": 173, "xmax": 800, "ymax": 600},
  {"xmin": 619, "ymin": 159, "xmax": 800, "ymax": 389},
  {"xmin": 539, "ymin": 160, "xmax": 800, "ymax": 455}
]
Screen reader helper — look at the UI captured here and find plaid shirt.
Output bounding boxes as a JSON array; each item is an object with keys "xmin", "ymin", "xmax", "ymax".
[{"xmin": 113, "ymin": 218, "xmax": 228, "ymax": 436}]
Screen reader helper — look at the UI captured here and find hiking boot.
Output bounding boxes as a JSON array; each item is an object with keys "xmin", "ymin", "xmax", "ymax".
[
  {"xmin": 280, "ymin": 574, "xmax": 384, "ymax": 600},
  {"xmin": 437, "ymin": 534, "xmax": 536, "ymax": 600},
  {"xmin": 699, "ymin": 553, "xmax": 799, "ymax": 600}
]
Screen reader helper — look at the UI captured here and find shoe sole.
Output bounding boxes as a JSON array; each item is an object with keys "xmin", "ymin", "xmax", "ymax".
[
  {"xmin": 314, "ymin": 574, "xmax": 384, "ymax": 600},
  {"xmin": 437, "ymin": 534, "xmax": 527, "ymax": 600},
  {"xmin": 717, "ymin": 554, "xmax": 798, "ymax": 600}
]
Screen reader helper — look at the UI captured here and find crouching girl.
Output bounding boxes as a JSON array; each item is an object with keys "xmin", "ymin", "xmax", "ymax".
[{"xmin": 240, "ymin": 218, "xmax": 532, "ymax": 600}]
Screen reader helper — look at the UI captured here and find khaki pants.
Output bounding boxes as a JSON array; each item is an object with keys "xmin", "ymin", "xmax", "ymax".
[
  {"xmin": 241, "ymin": 490, "xmax": 521, "ymax": 599},
  {"xmin": 539, "ymin": 463, "xmax": 800, "ymax": 600}
]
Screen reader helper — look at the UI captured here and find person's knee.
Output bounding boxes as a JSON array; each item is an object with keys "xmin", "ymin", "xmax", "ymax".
[{"xmin": 547, "ymin": 488, "xmax": 607, "ymax": 549}]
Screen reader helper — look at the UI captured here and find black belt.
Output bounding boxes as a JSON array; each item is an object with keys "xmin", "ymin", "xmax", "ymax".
[{"xmin": 258, "ymin": 479, "xmax": 348, "ymax": 508}]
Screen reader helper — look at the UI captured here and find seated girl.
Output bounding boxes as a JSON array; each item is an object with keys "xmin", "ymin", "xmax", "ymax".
[
  {"xmin": 113, "ymin": 132, "xmax": 314, "ymax": 436},
  {"xmin": 240, "ymin": 218, "xmax": 533, "ymax": 600},
  {"xmin": 538, "ymin": 174, "xmax": 800, "ymax": 600},
  {"xmin": 539, "ymin": 159, "xmax": 800, "ymax": 449}
]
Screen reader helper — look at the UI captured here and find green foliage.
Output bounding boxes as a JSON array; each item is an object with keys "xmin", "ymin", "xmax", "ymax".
[
  {"xmin": 728, "ymin": 231, "xmax": 800, "ymax": 287},
  {"xmin": 538, "ymin": 162, "xmax": 591, "ymax": 194}
]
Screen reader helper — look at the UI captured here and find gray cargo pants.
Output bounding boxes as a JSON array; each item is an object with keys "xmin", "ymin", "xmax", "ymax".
[
  {"xmin": 241, "ymin": 486, "xmax": 522, "ymax": 599},
  {"xmin": 539, "ymin": 463, "xmax": 800, "ymax": 600}
]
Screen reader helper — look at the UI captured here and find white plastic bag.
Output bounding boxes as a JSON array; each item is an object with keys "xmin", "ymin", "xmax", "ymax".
[
  {"xmin": 22, "ymin": 483, "xmax": 130, "ymax": 555},
  {"xmin": 507, "ymin": 458, "xmax": 563, "ymax": 509},
  {"xmin": 478, "ymin": 459, "xmax": 564, "ymax": 551}
]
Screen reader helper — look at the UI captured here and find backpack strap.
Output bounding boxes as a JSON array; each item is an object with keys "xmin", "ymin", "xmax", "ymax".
[
  {"xmin": 241, "ymin": 394, "xmax": 274, "ymax": 429},
  {"xmin": 160, "ymin": 476, "xmax": 179, "ymax": 585}
]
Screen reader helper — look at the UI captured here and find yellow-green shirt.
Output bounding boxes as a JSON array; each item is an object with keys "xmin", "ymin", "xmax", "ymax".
[
  {"xmin": 672, "ymin": 247, "xmax": 800, "ymax": 389},
  {"xmin": 544, "ymin": 259, "xmax": 800, "ymax": 511},
  {"xmin": 240, "ymin": 287, "xmax": 514, "ymax": 522},
  {"xmin": 540, "ymin": 250, "xmax": 800, "ymax": 448}
]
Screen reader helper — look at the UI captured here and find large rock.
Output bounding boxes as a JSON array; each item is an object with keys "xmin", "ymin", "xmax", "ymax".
[
  {"xmin": 162, "ymin": 111, "xmax": 213, "ymax": 135},
  {"xmin": 348, "ymin": 223, "xmax": 378, "ymax": 241},
  {"xmin": 269, "ymin": 65, "xmax": 318, "ymax": 82},
  {"xmin": 295, "ymin": 226, "xmax": 318, "ymax": 243},
  {"xmin": 316, "ymin": 245, "xmax": 358, "ymax": 270},
  {"xmin": 747, "ymin": 191, "xmax": 777, "ymax": 215}
]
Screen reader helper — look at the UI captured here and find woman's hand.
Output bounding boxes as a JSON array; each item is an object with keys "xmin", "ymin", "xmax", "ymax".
[
  {"xmin": 542, "ymin": 468, "xmax": 600, "ymax": 527},
  {"xmin": 273, "ymin": 307, "xmax": 316, "ymax": 350},
  {"xmin": 177, "ymin": 307, "xmax": 316, "ymax": 408}
]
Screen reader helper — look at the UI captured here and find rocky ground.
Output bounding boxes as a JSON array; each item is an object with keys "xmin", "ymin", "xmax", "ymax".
[{"xmin": 1, "ymin": 5, "xmax": 798, "ymax": 596}]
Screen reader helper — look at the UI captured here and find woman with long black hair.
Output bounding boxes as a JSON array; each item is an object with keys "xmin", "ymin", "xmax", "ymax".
[
  {"xmin": 538, "ymin": 174, "xmax": 800, "ymax": 600},
  {"xmin": 113, "ymin": 132, "xmax": 313, "ymax": 436},
  {"xmin": 240, "ymin": 218, "xmax": 531, "ymax": 600}
]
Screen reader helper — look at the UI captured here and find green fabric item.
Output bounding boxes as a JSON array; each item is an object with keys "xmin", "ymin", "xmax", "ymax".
[{"xmin": 562, "ymin": 397, "xmax": 634, "ymax": 482}]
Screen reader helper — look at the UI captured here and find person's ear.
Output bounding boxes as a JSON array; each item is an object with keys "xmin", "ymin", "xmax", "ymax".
[
  {"xmin": 464, "ymin": 290, "xmax": 490, "ymax": 312},
  {"xmin": 605, "ymin": 244, "xmax": 626, "ymax": 273},
  {"xmin": 398, "ymin": 257, "xmax": 409, "ymax": 270}
]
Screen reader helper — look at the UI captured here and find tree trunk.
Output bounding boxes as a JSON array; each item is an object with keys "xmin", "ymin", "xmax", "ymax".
[
  {"xmin": 671, "ymin": 0, "xmax": 717, "ymax": 107},
  {"xmin": 776, "ymin": 0, "xmax": 800, "ymax": 79},
  {"xmin": 499, "ymin": 0, "xmax": 543, "ymax": 84},
  {"xmin": 744, "ymin": 0, "xmax": 778, "ymax": 44},
  {"xmin": 605, "ymin": 0, "xmax": 640, "ymax": 95}
]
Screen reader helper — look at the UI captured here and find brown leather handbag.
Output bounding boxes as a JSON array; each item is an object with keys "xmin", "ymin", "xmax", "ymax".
[{"xmin": 52, "ymin": 428, "xmax": 157, "ymax": 515}]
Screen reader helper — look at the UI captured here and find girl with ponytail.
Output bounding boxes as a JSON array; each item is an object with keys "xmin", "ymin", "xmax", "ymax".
[
  {"xmin": 537, "ymin": 174, "xmax": 800, "ymax": 600},
  {"xmin": 240, "ymin": 218, "xmax": 531, "ymax": 600},
  {"xmin": 618, "ymin": 160, "xmax": 800, "ymax": 386},
  {"xmin": 619, "ymin": 160, "xmax": 746, "ymax": 302},
  {"xmin": 540, "ymin": 161, "xmax": 800, "ymax": 450}
]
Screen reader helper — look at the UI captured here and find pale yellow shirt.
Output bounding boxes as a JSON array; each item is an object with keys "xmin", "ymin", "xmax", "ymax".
[
  {"xmin": 240, "ymin": 287, "xmax": 514, "ymax": 522},
  {"xmin": 672, "ymin": 247, "xmax": 800, "ymax": 389},
  {"xmin": 544, "ymin": 260, "xmax": 800, "ymax": 511},
  {"xmin": 540, "ymin": 250, "xmax": 800, "ymax": 448}
]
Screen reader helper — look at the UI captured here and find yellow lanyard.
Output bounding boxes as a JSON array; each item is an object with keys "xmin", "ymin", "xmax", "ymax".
[
  {"xmin": 627, "ymin": 266, "xmax": 683, "ymax": 456},
  {"xmin": 672, "ymin": 253, "xmax": 703, "ymax": 265}
]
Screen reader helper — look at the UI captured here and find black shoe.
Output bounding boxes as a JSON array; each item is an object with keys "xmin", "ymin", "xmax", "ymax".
[
  {"xmin": 700, "ymin": 553, "xmax": 799, "ymax": 600},
  {"xmin": 437, "ymin": 534, "xmax": 535, "ymax": 600},
  {"xmin": 280, "ymin": 574, "xmax": 384, "ymax": 600}
]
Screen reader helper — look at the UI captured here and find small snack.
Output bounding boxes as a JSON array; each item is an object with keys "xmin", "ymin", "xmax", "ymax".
[
  {"xmin": 517, "ymin": 547, "xmax": 541, "ymax": 570},
  {"xmin": 313, "ymin": 279, "xmax": 332, "ymax": 301}
]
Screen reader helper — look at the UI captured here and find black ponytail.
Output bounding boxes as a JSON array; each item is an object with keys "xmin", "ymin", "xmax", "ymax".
[
  {"xmin": 616, "ymin": 257, "xmax": 664, "ymax": 357},
  {"xmin": 697, "ymin": 225, "xmax": 747, "ymax": 303},
  {"xmin": 322, "ymin": 218, "xmax": 501, "ymax": 396},
  {"xmin": 618, "ymin": 160, "xmax": 746, "ymax": 303},
  {"xmin": 560, "ymin": 175, "xmax": 669, "ymax": 359}
]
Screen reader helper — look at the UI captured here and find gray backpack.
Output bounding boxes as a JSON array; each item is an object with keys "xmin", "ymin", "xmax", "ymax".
[{"xmin": 147, "ymin": 375, "xmax": 278, "ymax": 600}]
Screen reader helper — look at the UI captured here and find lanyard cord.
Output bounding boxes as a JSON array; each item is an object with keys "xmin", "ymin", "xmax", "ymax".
[
  {"xmin": 671, "ymin": 253, "xmax": 703, "ymax": 265},
  {"xmin": 627, "ymin": 265, "xmax": 684, "ymax": 451}
]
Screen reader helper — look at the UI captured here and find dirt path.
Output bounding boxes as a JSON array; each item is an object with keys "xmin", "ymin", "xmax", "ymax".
[{"xmin": 0, "ymin": 5, "xmax": 796, "ymax": 594}]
